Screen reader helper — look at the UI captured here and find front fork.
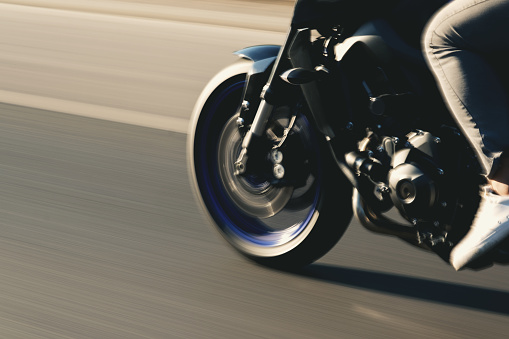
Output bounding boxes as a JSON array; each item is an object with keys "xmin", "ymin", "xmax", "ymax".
[
  {"xmin": 235, "ymin": 27, "xmax": 336, "ymax": 176},
  {"xmin": 234, "ymin": 99, "xmax": 274, "ymax": 175},
  {"xmin": 234, "ymin": 27, "xmax": 295, "ymax": 176}
]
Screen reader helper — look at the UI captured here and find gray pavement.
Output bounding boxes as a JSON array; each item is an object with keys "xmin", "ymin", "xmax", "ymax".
[{"xmin": 0, "ymin": 103, "xmax": 507, "ymax": 338}]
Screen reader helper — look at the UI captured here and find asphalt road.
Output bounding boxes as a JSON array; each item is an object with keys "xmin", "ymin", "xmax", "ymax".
[{"xmin": 0, "ymin": 2, "xmax": 508, "ymax": 338}]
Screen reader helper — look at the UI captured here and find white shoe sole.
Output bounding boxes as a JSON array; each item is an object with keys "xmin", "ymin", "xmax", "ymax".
[{"xmin": 450, "ymin": 191, "xmax": 509, "ymax": 270}]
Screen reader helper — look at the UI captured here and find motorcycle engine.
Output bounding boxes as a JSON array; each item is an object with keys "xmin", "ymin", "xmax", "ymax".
[{"xmin": 386, "ymin": 130, "xmax": 444, "ymax": 223}]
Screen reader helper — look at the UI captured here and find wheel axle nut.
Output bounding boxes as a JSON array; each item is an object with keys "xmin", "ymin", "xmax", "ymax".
[
  {"xmin": 273, "ymin": 164, "xmax": 285, "ymax": 179},
  {"xmin": 270, "ymin": 149, "xmax": 283, "ymax": 164}
]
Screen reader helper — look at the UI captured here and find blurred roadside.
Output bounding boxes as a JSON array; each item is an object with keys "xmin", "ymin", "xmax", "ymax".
[
  {"xmin": 0, "ymin": 0, "xmax": 290, "ymax": 132},
  {"xmin": 1, "ymin": 0, "xmax": 294, "ymax": 31}
]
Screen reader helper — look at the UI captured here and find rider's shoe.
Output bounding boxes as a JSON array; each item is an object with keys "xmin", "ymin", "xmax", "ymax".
[{"xmin": 450, "ymin": 188, "xmax": 509, "ymax": 271}]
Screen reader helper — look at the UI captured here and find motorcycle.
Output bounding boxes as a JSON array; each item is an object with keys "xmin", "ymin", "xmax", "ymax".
[{"xmin": 188, "ymin": 0, "xmax": 509, "ymax": 270}]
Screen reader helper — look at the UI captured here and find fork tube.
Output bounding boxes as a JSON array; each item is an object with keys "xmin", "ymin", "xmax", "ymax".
[
  {"xmin": 245, "ymin": 99, "xmax": 273, "ymax": 139},
  {"xmin": 239, "ymin": 28, "xmax": 296, "ymax": 148}
]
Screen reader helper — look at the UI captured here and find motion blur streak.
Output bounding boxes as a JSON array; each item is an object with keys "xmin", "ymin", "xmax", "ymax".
[
  {"xmin": 0, "ymin": 2, "xmax": 285, "ymax": 132},
  {"xmin": 0, "ymin": 89, "xmax": 188, "ymax": 132},
  {"xmin": 0, "ymin": 1, "xmax": 507, "ymax": 338},
  {"xmin": 1, "ymin": 0, "xmax": 292, "ymax": 31}
]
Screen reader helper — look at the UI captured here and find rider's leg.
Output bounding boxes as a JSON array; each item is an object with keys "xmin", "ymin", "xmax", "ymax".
[{"xmin": 423, "ymin": 0, "xmax": 509, "ymax": 270}]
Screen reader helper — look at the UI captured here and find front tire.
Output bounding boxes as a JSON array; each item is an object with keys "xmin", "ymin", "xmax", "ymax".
[{"xmin": 188, "ymin": 60, "xmax": 353, "ymax": 269}]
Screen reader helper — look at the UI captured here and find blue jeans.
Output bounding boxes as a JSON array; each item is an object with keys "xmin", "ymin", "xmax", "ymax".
[{"xmin": 423, "ymin": 0, "xmax": 509, "ymax": 177}]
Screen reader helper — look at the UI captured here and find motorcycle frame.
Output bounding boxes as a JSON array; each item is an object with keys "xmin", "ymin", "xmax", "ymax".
[{"xmin": 235, "ymin": 26, "xmax": 427, "ymax": 241}]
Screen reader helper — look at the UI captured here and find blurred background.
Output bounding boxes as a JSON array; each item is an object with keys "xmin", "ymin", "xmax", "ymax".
[{"xmin": 0, "ymin": 1, "xmax": 507, "ymax": 338}]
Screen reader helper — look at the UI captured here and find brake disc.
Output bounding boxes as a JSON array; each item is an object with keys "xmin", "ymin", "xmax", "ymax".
[{"xmin": 217, "ymin": 114, "xmax": 294, "ymax": 219}]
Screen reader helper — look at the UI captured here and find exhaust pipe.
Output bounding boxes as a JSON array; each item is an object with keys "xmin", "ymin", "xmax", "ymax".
[{"xmin": 352, "ymin": 189, "xmax": 418, "ymax": 240}]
